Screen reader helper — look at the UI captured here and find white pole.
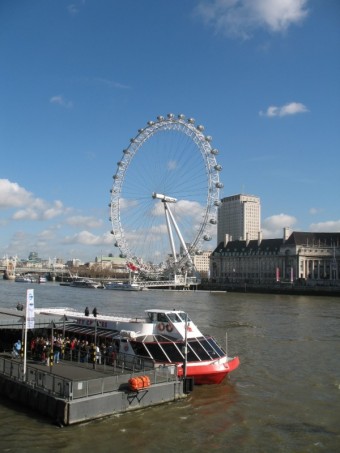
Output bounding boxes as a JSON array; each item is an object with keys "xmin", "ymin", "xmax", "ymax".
[
  {"xmin": 183, "ymin": 312, "xmax": 188, "ymax": 378},
  {"xmin": 23, "ymin": 316, "xmax": 27, "ymax": 381},
  {"xmin": 164, "ymin": 203, "xmax": 177, "ymax": 262},
  {"xmin": 24, "ymin": 289, "xmax": 35, "ymax": 382},
  {"xmin": 166, "ymin": 204, "xmax": 193, "ymax": 266}
]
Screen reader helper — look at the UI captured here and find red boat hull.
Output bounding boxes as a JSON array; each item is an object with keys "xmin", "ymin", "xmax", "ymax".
[{"xmin": 177, "ymin": 356, "xmax": 240, "ymax": 385}]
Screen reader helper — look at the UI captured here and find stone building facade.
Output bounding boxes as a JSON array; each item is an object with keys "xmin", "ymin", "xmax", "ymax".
[
  {"xmin": 193, "ymin": 251, "xmax": 212, "ymax": 278},
  {"xmin": 211, "ymin": 230, "xmax": 340, "ymax": 284}
]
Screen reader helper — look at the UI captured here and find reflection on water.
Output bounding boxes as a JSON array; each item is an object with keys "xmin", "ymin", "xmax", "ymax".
[{"xmin": 0, "ymin": 281, "xmax": 340, "ymax": 452}]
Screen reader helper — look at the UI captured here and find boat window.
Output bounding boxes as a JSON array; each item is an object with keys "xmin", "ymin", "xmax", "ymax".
[
  {"xmin": 143, "ymin": 343, "xmax": 170, "ymax": 362},
  {"xmin": 160, "ymin": 343, "xmax": 184, "ymax": 362},
  {"xmin": 177, "ymin": 312, "xmax": 192, "ymax": 323},
  {"xmin": 182, "ymin": 341, "xmax": 203, "ymax": 362},
  {"xmin": 130, "ymin": 342, "xmax": 150, "ymax": 358},
  {"xmin": 167, "ymin": 313, "xmax": 181, "ymax": 323},
  {"xmin": 147, "ymin": 312, "xmax": 157, "ymax": 322},
  {"xmin": 188, "ymin": 340, "xmax": 211, "ymax": 361},
  {"xmin": 206, "ymin": 337, "xmax": 225, "ymax": 357},
  {"xmin": 157, "ymin": 313, "xmax": 168, "ymax": 323}
]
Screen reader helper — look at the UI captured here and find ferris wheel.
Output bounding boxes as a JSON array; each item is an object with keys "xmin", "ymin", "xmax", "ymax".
[{"xmin": 109, "ymin": 113, "xmax": 223, "ymax": 278}]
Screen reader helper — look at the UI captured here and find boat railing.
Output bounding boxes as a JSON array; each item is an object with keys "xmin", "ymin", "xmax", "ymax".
[{"xmin": 0, "ymin": 352, "xmax": 179, "ymax": 401}]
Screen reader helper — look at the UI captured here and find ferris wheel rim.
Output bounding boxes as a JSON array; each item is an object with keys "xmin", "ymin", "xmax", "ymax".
[{"xmin": 109, "ymin": 113, "xmax": 223, "ymax": 275}]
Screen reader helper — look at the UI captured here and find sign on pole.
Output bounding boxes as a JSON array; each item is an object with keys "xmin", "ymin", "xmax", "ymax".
[
  {"xmin": 23, "ymin": 289, "xmax": 34, "ymax": 381},
  {"xmin": 26, "ymin": 289, "xmax": 35, "ymax": 329}
]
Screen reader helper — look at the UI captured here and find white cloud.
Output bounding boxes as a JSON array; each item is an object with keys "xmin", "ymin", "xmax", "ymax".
[
  {"xmin": 259, "ymin": 102, "xmax": 309, "ymax": 117},
  {"xmin": 50, "ymin": 95, "xmax": 73, "ymax": 109},
  {"xmin": 12, "ymin": 208, "xmax": 39, "ymax": 221},
  {"xmin": 310, "ymin": 220, "xmax": 340, "ymax": 232},
  {"xmin": 92, "ymin": 77, "xmax": 131, "ymax": 90},
  {"xmin": 66, "ymin": 215, "xmax": 103, "ymax": 228},
  {"xmin": 150, "ymin": 224, "xmax": 168, "ymax": 235},
  {"xmin": 195, "ymin": 0, "xmax": 309, "ymax": 38},
  {"xmin": 262, "ymin": 213, "xmax": 297, "ymax": 238},
  {"xmin": 167, "ymin": 160, "xmax": 177, "ymax": 170},
  {"xmin": 67, "ymin": 4, "xmax": 79, "ymax": 15},
  {"xmin": 309, "ymin": 207, "xmax": 322, "ymax": 215},
  {"xmin": 38, "ymin": 229, "xmax": 56, "ymax": 241},
  {"xmin": 43, "ymin": 201, "xmax": 67, "ymax": 220},
  {"xmin": 0, "ymin": 179, "xmax": 33, "ymax": 208},
  {"xmin": 62, "ymin": 231, "xmax": 112, "ymax": 246},
  {"xmin": 12, "ymin": 200, "xmax": 67, "ymax": 221},
  {"xmin": 150, "ymin": 199, "xmax": 204, "ymax": 222},
  {"xmin": 119, "ymin": 199, "xmax": 139, "ymax": 210},
  {"xmin": 0, "ymin": 178, "xmax": 110, "ymax": 261},
  {"xmin": 0, "ymin": 179, "xmax": 68, "ymax": 221}
]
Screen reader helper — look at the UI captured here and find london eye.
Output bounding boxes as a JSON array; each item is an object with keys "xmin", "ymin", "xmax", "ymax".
[{"xmin": 109, "ymin": 113, "xmax": 223, "ymax": 279}]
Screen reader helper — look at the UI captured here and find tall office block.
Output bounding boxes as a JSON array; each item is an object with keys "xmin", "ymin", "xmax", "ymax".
[{"xmin": 217, "ymin": 194, "xmax": 261, "ymax": 244}]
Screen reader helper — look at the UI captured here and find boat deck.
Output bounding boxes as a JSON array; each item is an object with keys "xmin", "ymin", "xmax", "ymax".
[{"xmin": 0, "ymin": 352, "xmax": 188, "ymax": 426}]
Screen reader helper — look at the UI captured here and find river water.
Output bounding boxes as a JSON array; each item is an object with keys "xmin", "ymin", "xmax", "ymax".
[{"xmin": 0, "ymin": 280, "xmax": 339, "ymax": 452}]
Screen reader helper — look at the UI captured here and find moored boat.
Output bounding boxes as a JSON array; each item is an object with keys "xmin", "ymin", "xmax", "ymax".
[
  {"xmin": 36, "ymin": 307, "xmax": 240, "ymax": 384},
  {"xmin": 15, "ymin": 274, "xmax": 34, "ymax": 283},
  {"xmin": 69, "ymin": 277, "xmax": 102, "ymax": 289},
  {"xmin": 104, "ymin": 281, "xmax": 142, "ymax": 291}
]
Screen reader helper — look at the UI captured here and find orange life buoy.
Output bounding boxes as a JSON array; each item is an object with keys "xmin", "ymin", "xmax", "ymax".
[
  {"xmin": 166, "ymin": 323, "xmax": 173, "ymax": 333},
  {"xmin": 128, "ymin": 375, "xmax": 151, "ymax": 391},
  {"xmin": 158, "ymin": 322, "xmax": 165, "ymax": 331}
]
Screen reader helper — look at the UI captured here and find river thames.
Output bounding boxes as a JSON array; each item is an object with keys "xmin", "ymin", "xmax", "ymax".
[{"xmin": 0, "ymin": 280, "xmax": 339, "ymax": 452}]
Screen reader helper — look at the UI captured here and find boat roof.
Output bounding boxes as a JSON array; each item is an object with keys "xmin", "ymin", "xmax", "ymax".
[{"xmin": 145, "ymin": 309, "xmax": 185, "ymax": 314}]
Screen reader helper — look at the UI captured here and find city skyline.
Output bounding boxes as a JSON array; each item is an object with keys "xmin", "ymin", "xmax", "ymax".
[{"xmin": 1, "ymin": 1, "xmax": 339, "ymax": 262}]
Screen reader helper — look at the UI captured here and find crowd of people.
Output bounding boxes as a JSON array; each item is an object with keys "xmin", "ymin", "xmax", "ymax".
[{"xmin": 13, "ymin": 334, "xmax": 120, "ymax": 366}]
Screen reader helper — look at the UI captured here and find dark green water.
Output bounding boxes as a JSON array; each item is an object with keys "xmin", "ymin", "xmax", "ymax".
[{"xmin": 1, "ymin": 281, "xmax": 339, "ymax": 452}]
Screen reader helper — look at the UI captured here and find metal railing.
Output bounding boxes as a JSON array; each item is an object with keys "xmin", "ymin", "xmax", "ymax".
[{"xmin": 0, "ymin": 353, "xmax": 179, "ymax": 401}]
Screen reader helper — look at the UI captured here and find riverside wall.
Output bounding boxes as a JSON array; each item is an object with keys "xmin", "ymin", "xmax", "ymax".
[{"xmin": 198, "ymin": 282, "xmax": 340, "ymax": 296}]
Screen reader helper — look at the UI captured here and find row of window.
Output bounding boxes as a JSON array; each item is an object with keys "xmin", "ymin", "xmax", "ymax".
[{"xmin": 130, "ymin": 336, "xmax": 225, "ymax": 363}]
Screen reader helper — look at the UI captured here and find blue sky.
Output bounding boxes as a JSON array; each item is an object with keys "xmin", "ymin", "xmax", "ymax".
[{"xmin": 1, "ymin": 0, "xmax": 339, "ymax": 263}]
